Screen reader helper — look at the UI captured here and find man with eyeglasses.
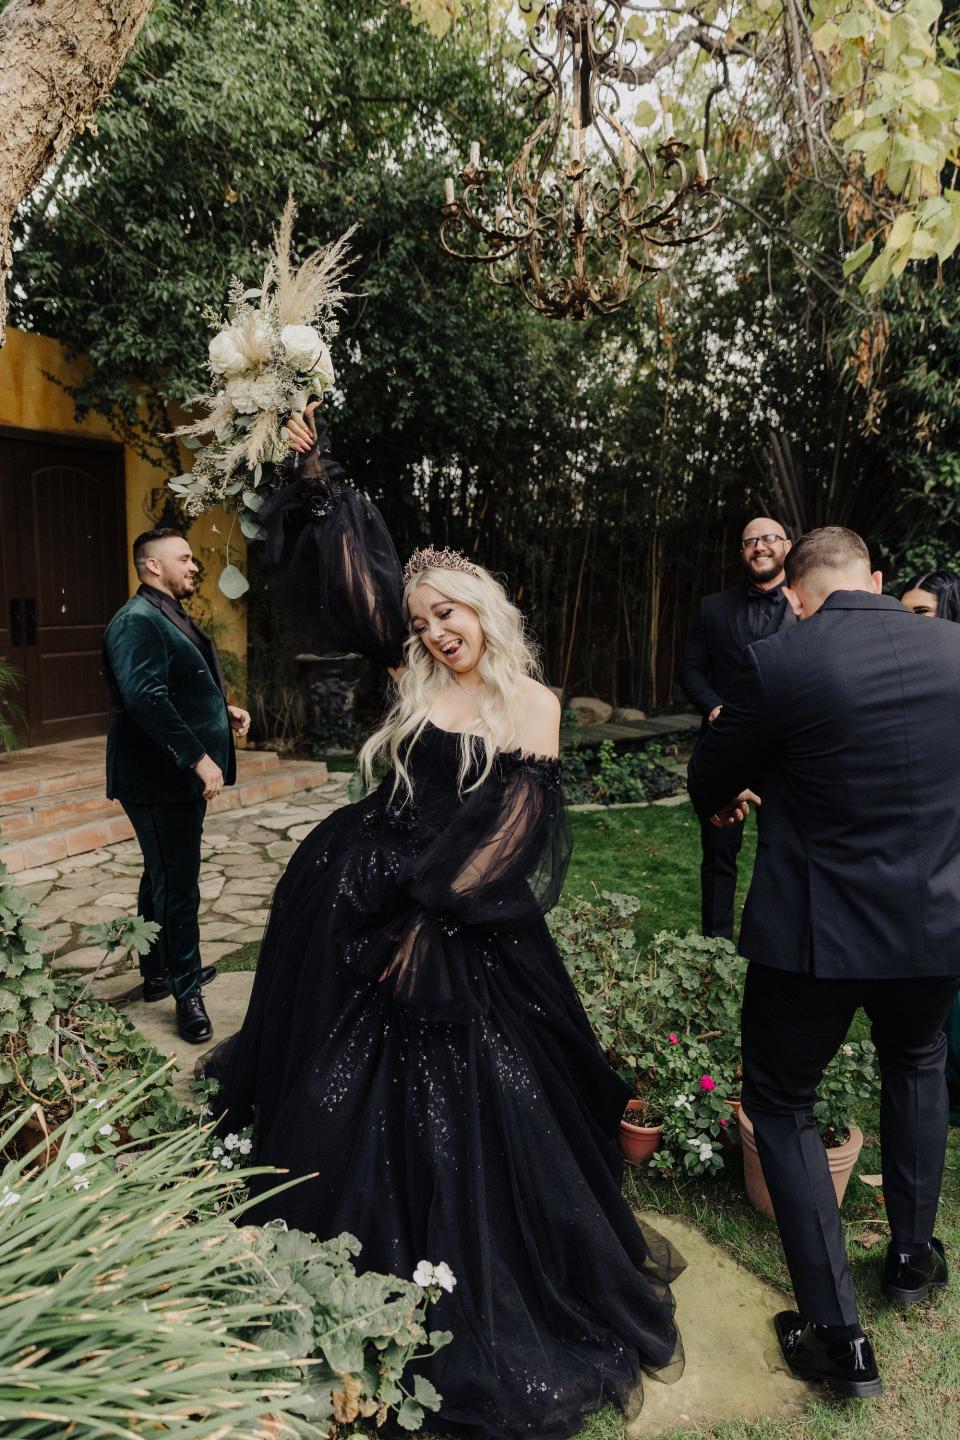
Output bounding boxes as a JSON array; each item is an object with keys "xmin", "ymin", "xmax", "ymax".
[{"xmin": 680, "ymin": 517, "xmax": 794, "ymax": 938}]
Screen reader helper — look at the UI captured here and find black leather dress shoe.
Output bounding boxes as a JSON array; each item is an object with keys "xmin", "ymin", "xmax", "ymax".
[
  {"xmin": 883, "ymin": 1238, "xmax": 948, "ymax": 1304},
  {"xmin": 143, "ymin": 966, "xmax": 217, "ymax": 1003},
  {"xmin": 774, "ymin": 1312, "xmax": 883, "ymax": 1398},
  {"xmin": 176, "ymin": 993, "xmax": 213, "ymax": 1044}
]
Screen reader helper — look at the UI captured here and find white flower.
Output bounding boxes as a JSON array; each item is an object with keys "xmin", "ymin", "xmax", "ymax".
[
  {"xmin": 209, "ymin": 329, "xmax": 248, "ymax": 376},
  {"xmin": 281, "ymin": 325, "xmax": 335, "ymax": 392},
  {"xmin": 98, "ymin": 1125, "xmax": 113, "ymax": 1136},
  {"xmin": 223, "ymin": 1133, "xmax": 239, "ymax": 1151},
  {"xmin": 673, "ymin": 1093, "xmax": 694, "ymax": 1109},
  {"xmin": 238, "ymin": 1138, "xmax": 252, "ymax": 1155},
  {"xmin": 842, "ymin": 1044, "xmax": 853, "ymax": 1057},
  {"xmin": 73, "ymin": 1178, "xmax": 91, "ymax": 1191},
  {"xmin": 697, "ymin": 1141, "xmax": 714, "ymax": 1163},
  {"xmin": 211, "ymin": 1146, "xmax": 223, "ymax": 1159},
  {"xmin": 433, "ymin": 1261, "xmax": 457, "ymax": 1293},
  {"xmin": 413, "ymin": 1260, "xmax": 436, "ymax": 1288},
  {"xmin": 65, "ymin": 1152, "xmax": 86, "ymax": 1171},
  {"xmin": 1, "ymin": 1188, "xmax": 21, "ymax": 1207},
  {"xmin": 221, "ymin": 1157, "xmax": 234, "ymax": 1170},
  {"xmin": 225, "ymin": 373, "xmax": 277, "ymax": 414}
]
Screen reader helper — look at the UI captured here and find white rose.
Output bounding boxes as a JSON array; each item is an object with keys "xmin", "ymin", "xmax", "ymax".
[
  {"xmin": 281, "ymin": 325, "xmax": 335, "ymax": 392},
  {"xmin": 281, "ymin": 324, "xmax": 323, "ymax": 370},
  {"xmin": 209, "ymin": 330, "xmax": 247, "ymax": 376}
]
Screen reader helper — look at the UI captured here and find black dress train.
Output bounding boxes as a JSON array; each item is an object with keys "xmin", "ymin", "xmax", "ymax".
[{"xmin": 209, "ymin": 443, "xmax": 684, "ymax": 1440}]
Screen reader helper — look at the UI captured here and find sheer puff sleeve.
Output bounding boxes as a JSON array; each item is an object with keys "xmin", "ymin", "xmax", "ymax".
[
  {"xmin": 347, "ymin": 752, "xmax": 571, "ymax": 1023},
  {"xmin": 257, "ymin": 415, "xmax": 406, "ymax": 667}
]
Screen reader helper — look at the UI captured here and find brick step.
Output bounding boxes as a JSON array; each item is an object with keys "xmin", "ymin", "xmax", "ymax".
[
  {"xmin": 0, "ymin": 750, "xmax": 284, "ymax": 834},
  {"xmin": 0, "ymin": 758, "xmax": 328, "ymax": 874},
  {"xmin": 0, "ymin": 744, "xmax": 281, "ymax": 808}
]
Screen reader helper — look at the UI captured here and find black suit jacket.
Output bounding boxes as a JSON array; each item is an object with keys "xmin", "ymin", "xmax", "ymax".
[
  {"xmin": 102, "ymin": 587, "xmax": 236, "ymax": 805},
  {"xmin": 687, "ymin": 591, "xmax": 960, "ymax": 979},
  {"xmin": 680, "ymin": 582, "xmax": 795, "ymax": 718}
]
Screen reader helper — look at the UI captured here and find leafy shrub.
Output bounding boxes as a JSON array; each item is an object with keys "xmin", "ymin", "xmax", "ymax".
[
  {"xmin": 0, "ymin": 661, "xmax": 23, "ymax": 753},
  {"xmin": 0, "ymin": 1077, "xmax": 449, "ymax": 1437},
  {"xmin": 0, "ymin": 863, "xmax": 187, "ymax": 1139},
  {"xmin": 553, "ymin": 895, "xmax": 881, "ymax": 1167},
  {"xmin": 562, "ymin": 739, "xmax": 683, "ymax": 805},
  {"xmin": 552, "ymin": 900, "xmax": 745, "ymax": 1174},
  {"xmin": 814, "ymin": 1041, "xmax": 880, "ymax": 1147}
]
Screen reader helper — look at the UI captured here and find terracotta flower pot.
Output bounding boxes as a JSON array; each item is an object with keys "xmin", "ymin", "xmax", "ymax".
[
  {"xmin": 618, "ymin": 1099, "xmax": 663, "ymax": 1165},
  {"xmin": 738, "ymin": 1106, "xmax": 863, "ymax": 1220}
]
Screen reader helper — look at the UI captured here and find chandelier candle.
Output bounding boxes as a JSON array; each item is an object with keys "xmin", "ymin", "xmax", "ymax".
[{"xmin": 437, "ymin": 0, "xmax": 722, "ymax": 319}]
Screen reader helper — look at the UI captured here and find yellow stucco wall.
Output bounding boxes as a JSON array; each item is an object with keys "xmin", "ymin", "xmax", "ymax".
[{"xmin": 0, "ymin": 327, "xmax": 247, "ymax": 699}]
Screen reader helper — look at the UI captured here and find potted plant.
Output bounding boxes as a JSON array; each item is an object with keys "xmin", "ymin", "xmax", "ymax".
[
  {"xmin": 551, "ymin": 904, "xmax": 747, "ymax": 1167},
  {"xmin": 738, "ymin": 1040, "xmax": 879, "ymax": 1218}
]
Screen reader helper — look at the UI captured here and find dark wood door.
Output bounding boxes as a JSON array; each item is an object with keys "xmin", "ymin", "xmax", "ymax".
[{"xmin": 0, "ymin": 430, "xmax": 127, "ymax": 745}]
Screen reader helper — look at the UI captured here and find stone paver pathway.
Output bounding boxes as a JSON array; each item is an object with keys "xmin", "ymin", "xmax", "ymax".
[
  {"xmin": 629, "ymin": 1213, "xmax": 812, "ymax": 1434},
  {"xmin": 18, "ymin": 770, "xmax": 352, "ymax": 978}
]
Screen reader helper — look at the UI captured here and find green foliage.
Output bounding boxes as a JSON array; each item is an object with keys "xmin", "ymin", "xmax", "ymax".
[
  {"xmin": 0, "ymin": 1078, "xmax": 447, "ymax": 1438},
  {"xmin": 815, "ymin": 1039, "xmax": 881, "ymax": 1145},
  {"xmin": 551, "ymin": 901, "xmax": 747, "ymax": 1176},
  {"xmin": 562, "ymin": 740, "xmax": 683, "ymax": 806},
  {"xmin": 0, "ymin": 661, "xmax": 22, "ymax": 754},
  {"xmin": 0, "ymin": 865, "xmax": 182, "ymax": 1135}
]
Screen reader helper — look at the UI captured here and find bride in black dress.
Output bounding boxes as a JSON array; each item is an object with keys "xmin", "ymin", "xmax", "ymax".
[{"xmin": 207, "ymin": 407, "xmax": 684, "ymax": 1439}]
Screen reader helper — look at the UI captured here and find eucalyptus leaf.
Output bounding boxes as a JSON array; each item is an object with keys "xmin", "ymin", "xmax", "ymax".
[{"xmin": 218, "ymin": 563, "xmax": 251, "ymax": 599}]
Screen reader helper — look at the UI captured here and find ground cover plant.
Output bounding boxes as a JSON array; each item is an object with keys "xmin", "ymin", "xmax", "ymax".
[{"xmin": 0, "ymin": 1076, "xmax": 449, "ymax": 1438}]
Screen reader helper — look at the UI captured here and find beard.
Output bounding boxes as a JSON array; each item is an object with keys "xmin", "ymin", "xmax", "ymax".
[{"xmin": 745, "ymin": 554, "xmax": 782, "ymax": 584}]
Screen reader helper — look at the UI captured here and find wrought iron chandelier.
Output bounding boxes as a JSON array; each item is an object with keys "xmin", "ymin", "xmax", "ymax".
[{"xmin": 438, "ymin": 0, "xmax": 722, "ymax": 319}]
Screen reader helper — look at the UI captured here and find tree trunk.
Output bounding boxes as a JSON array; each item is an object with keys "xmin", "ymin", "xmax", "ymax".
[{"xmin": 0, "ymin": 0, "xmax": 156, "ymax": 344}]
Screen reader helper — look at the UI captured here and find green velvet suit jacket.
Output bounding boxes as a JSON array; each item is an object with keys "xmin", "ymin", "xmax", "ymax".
[{"xmin": 102, "ymin": 589, "xmax": 236, "ymax": 805}]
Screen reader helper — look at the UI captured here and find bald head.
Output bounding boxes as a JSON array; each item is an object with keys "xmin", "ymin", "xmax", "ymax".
[{"xmin": 740, "ymin": 517, "xmax": 791, "ymax": 588}]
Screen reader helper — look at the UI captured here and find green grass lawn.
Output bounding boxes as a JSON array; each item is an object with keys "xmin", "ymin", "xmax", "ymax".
[{"xmin": 224, "ymin": 798, "xmax": 959, "ymax": 1438}]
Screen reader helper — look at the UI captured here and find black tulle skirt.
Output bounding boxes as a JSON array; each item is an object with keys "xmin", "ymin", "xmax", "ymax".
[{"xmin": 206, "ymin": 746, "xmax": 684, "ymax": 1440}]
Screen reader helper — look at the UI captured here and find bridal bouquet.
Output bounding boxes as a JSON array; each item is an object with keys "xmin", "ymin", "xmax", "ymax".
[{"xmin": 168, "ymin": 200, "xmax": 353, "ymax": 594}]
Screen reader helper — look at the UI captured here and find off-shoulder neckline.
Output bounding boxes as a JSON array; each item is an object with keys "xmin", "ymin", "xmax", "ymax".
[{"xmin": 424, "ymin": 720, "xmax": 559, "ymax": 767}]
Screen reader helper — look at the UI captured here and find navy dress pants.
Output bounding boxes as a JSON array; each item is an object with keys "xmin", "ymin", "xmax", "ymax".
[{"xmin": 121, "ymin": 798, "xmax": 206, "ymax": 1001}]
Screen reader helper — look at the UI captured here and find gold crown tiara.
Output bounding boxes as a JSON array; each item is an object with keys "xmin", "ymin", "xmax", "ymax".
[{"xmin": 402, "ymin": 545, "xmax": 480, "ymax": 585}]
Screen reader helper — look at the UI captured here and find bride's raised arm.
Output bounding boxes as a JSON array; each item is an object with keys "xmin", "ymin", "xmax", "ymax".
[{"xmin": 256, "ymin": 404, "xmax": 407, "ymax": 668}]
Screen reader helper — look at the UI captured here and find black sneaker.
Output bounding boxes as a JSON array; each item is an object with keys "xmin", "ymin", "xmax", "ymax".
[
  {"xmin": 143, "ymin": 966, "xmax": 217, "ymax": 1003},
  {"xmin": 774, "ymin": 1312, "xmax": 883, "ymax": 1399},
  {"xmin": 175, "ymin": 992, "xmax": 213, "ymax": 1044},
  {"xmin": 882, "ymin": 1238, "xmax": 948, "ymax": 1304}
]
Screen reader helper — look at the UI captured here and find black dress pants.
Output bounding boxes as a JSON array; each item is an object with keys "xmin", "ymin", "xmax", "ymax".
[
  {"xmin": 121, "ymin": 798, "xmax": 206, "ymax": 1002},
  {"xmin": 699, "ymin": 815, "xmax": 743, "ymax": 939},
  {"xmin": 741, "ymin": 961, "xmax": 960, "ymax": 1327}
]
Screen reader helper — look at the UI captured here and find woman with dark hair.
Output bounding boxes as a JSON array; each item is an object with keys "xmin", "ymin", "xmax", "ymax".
[
  {"xmin": 899, "ymin": 568, "xmax": 960, "ymax": 1125},
  {"xmin": 899, "ymin": 569, "xmax": 960, "ymax": 622}
]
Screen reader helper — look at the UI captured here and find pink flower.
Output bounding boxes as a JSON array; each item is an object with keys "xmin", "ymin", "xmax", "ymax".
[
  {"xmin": 668, "ymin": 1033, "xmax": 678, "ymax": 1045},
  {"xmin": 719, "ymin": 1117, "xmax": 729, "ymax": 1128},
  {"xmin": 700, "ymin": 1074, "xmax": 716, "ymax": 1091}
]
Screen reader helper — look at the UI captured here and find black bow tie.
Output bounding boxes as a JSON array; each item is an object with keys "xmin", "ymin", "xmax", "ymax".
[{"xmin": 749, "ymin": 587, "xmax": 781, "ymax": 601}]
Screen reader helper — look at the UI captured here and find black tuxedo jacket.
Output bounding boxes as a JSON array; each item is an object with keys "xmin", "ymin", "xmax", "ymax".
[
  {"xmin": 687, "ymin": 591, "xmax": 960, "ymax": 980},
  {"xmin": 102, "ymin": 587, "xmax": 236, "ymax": 805},
  {"xmin": 680, "ymin": 582, "xmax": 795, "ymax": 718}
]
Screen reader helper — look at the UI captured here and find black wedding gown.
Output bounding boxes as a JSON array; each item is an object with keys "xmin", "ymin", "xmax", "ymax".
[{"xmin": 208, "ymin": 440, "xmax": 684, "ymax": 1440}]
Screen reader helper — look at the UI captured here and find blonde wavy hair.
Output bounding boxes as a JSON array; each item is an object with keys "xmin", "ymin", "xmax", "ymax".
[{"xmin": 358, "ymin": 563, "xmax": 541, "ymax": 801}]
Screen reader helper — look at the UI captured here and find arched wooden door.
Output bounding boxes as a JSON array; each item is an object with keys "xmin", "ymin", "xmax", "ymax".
[{"xmin": 0, "ymin": 429, "xmax": 127, "ymax": 745}]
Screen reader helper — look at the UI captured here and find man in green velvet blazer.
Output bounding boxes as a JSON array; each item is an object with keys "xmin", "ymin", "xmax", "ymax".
[{"xmin": 103, "ymin": 527, "xmax": 250, "ymax": 1043}]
